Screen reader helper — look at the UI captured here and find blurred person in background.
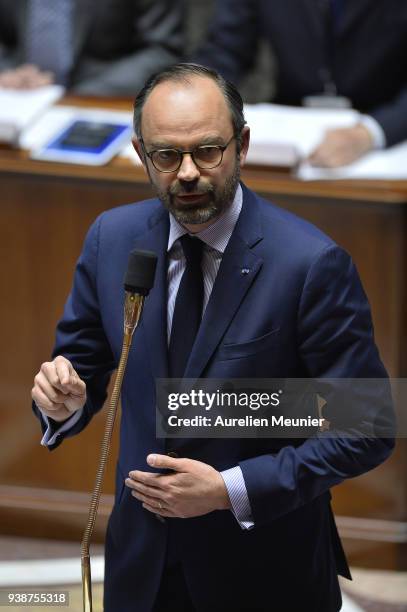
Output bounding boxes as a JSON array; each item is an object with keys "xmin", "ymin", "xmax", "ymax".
[
  {"xmin": 0, "ymin": 0, "xmax": 183, "ymax": 96},
  {"xmin": 194, "ymin": 0, "xmax": 407, "ymax": 167}
]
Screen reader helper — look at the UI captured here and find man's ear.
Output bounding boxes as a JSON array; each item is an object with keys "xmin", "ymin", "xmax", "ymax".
[
  {"xmin": 239, "ymin": 126, "xmax": 250, "ymax": 167},
  {"xmin": 132, "ymin": 137, "xmax": 146, "ymax": 166}
]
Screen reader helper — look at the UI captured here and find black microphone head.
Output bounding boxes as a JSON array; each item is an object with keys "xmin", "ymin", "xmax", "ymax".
[{"xmin": 124, "ymin": 249, "xmax": 157, "ymax": 295}]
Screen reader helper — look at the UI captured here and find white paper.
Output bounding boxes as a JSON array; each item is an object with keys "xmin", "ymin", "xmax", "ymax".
[
  {"xmin": 243, "ymin": 103, "xmax": 407, "ymax": 180},
  {"xmin": 244, "ymin": 103, "xmax": 360, "ymax": 160},
  {"xmin": 298, "ymin": 140, "xmax": 407, "ymax": 180},
  {"xmin": 0, "ymin": 85, "xmax": 64, "ymax": 143}
]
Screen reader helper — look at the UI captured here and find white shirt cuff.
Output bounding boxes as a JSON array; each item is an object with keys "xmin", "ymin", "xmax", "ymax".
[
  {"xmin": 221, "ymin": 465, "xmax": 254, "ymax": 530},
  {"xmin": 359, "ymin": 114, "xmax": 386, "ymax": 149},
  {"xmin": 40, "ymin": 407, "xmax": 84, "ymax": 446}
]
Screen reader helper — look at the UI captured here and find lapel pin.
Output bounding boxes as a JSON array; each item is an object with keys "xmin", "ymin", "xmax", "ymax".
[{"xmin": 241, "ymin": 268, "xmax": 250, "ymax": 275}]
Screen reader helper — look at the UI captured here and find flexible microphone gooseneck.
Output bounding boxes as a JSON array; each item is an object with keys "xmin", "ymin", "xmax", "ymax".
[{"xmin": 81, "ymin": 249, "xmax": 157, "ymax": 612}]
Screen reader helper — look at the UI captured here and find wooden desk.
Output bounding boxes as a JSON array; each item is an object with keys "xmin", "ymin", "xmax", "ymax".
[{"xmin": 0, "ymin": 98, "xmax": 406, "ymax": 568}]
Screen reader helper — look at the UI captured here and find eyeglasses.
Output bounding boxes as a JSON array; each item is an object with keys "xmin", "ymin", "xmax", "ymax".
[{"xmin": 142, "ymin": 135, "xmax": 236, "ymax": 173}]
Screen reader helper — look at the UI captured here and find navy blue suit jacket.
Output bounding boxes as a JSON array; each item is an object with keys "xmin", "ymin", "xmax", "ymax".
[
  {"xmin": 37, "ymin": 185, "xmax": 394, "ymax": 611},
  {"xmin": 196, "ymin": 0, "xmax": 407, "ymax": 147}
]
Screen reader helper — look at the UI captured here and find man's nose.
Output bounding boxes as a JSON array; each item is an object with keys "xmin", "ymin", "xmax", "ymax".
[{"xmin": 176, "ymin": 153, "xmax": 201, "ymax": 182}]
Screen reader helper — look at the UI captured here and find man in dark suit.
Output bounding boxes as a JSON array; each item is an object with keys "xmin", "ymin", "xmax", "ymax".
[
  {"xmin": 32, "ymin": 63, "xmax": 394, "ymax": 611},
  {"xmin": 0, "ymin": 0, "xmax": 183, "ymax": 95},
  {"xmin": 195, "ymin": 0, "xmax": 407, "ymax": 167}
]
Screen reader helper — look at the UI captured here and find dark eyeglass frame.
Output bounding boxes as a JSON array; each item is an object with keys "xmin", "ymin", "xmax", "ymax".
[{"xmin": 141, "ymin": 134, "xmax": 236, "ymax": 173}]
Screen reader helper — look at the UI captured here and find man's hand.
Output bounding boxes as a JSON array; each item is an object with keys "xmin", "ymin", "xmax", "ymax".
[
  {"xmin": 125, "ymin": 454, "xmax": 232, "ymax": 518},
  {"xmin": 0, "ymin": 64, "xmax": 54, "ymax": 89},
  {"xmin": 31, "ymin": 355, "xmax": 86, "ymax": 422},
  {"xmin": 308, "ymin": 124, "xmax": 374, "ymax": 168}
]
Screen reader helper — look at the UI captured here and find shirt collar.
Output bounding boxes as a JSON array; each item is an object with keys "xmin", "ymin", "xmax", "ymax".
[{"xmin": 167, "ymin": 183, "xmax": 243, "ymax": 254}]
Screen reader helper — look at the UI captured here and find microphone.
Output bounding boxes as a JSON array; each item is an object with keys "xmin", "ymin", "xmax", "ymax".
[
  {"xmin": 124, "ymin": 249, "xmax": 157, "ymax": 294},
  {"xmin": 123, "ymin": 250, "xmax": 157, "ymax": 338},
  {"xmin": 81, "ymin": 250, "xmax": 157, "ymax": 612}
]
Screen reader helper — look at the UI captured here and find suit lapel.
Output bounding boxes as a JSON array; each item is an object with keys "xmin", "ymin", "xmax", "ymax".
[
  {"xmin": 131, "ymin": 205, "xmax": 170, "ymax": 382},
  {"xmin": 184, "ymin": 185, "xmax": 264, "ymax": 379}
]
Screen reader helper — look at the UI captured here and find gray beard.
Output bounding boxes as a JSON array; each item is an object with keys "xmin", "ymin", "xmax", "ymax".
[{"xmin": 150, "ymin": 162, "xmax": 241, "ymax": 225}]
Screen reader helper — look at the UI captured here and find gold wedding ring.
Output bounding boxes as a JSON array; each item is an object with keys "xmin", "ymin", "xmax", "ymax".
[{"xmin": 158, "ymin": 501, "xmax": 163, "ymax": 511}]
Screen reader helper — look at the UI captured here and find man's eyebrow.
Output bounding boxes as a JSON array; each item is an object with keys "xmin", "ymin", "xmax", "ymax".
[
  {"xmin": 146, "ymin": 135, "xmax": 230, "ymax": 149},
  {"xmin": 147, "ymin": 141, "xmax": 175, "ymax": 149},
  {"xmin": 198, "ymin": 135, "xmax": 228, "ymax": 145}
]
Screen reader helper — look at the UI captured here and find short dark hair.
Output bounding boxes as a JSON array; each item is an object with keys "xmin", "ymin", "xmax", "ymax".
[{"xmin": 133, "ymin": 63, "xmax": 246, "ymax": 143}]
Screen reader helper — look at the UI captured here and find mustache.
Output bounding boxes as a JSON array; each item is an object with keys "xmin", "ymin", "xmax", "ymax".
[{"xmin": 169, "ymin": 181, "xmax": 215, "ymax": 196}]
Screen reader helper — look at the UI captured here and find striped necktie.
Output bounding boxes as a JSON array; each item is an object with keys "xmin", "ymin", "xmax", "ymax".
[{"xmin": 25, "ymin": 0, "xmax": 74, "ymax": 85}]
